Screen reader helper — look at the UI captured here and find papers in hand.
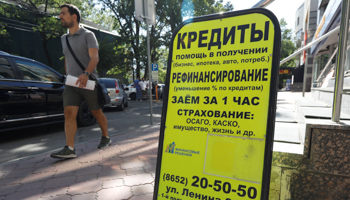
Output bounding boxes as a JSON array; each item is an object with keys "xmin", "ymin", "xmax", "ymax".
[{"xmin": 65, "ymin": 75, "xmax": 95, "ymax": 90}]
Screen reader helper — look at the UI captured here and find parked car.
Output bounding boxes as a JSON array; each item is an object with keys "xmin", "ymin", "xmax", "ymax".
[
  {"xmin": 0, "ymin": 51, "xmax": 96, "ymax": 132},
  {"xmin": 124, "ymin": 83, "xmax": 136, "ymax": 100},
  {"xmin": 99, "ymin": 78, "xmax": 128, "ymax": 110},
  {"xmin": 124, "ymin": 81, "xmax": 164, "ymax": 100}
]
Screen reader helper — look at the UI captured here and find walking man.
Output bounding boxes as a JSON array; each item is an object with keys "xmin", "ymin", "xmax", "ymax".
[
  {"xmin": 134, "ymin": 76, "xmax": 142, "ymax": 101},
  {"xmin": 51, "ymin": 4, "xmax": 111, "ymax": 158}
]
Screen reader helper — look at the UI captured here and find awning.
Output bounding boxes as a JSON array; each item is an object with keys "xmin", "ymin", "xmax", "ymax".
[{"xmin": 311, "ymin": 0, "xmax": 342, "ymax": 55}]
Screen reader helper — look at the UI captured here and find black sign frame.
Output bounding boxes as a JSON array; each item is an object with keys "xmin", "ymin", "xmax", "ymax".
[{"xmin": 154, "ymin": 8, "xmax": 281, "ymax": 200}]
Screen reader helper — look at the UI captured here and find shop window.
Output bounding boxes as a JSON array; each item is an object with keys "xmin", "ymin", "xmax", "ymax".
[{"xmin": 313, "ymin": 54, "xmax": 330, "ymax": 88}]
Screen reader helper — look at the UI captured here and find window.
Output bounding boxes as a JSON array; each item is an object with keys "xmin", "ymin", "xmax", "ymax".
[
  {"xmin": 313, "ymin": 54, "xmax": 330, "ymax": 88},
  {"xmin": 297, "ymin": 17, "xmax": 300, "ymax": 26},
  {"xmin": 101, "ymin": 79, "xmax": 117, "ymax": 88},
  {"xmin": 14, "ymin": 59, "xmax": 61, "ymax": 83},
  {"xmin": 0, "ymin": 57, "xmax": 15, "ymax": 79}
]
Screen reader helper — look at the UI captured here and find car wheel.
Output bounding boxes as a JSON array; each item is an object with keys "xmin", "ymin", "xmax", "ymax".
[
  {"xmin": 117, "ymin": 99, "xmax": 125, "ymax": 111},
  {"xmin": 130, "ymin": 93, "xmax": 136, "ymax": 100},
  {"xmin": 77, "ymin": 101, "xmax": 97, "ymax": 126}
]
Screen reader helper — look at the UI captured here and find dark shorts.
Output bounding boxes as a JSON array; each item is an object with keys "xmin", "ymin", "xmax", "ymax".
[
  {"xmin": 142, "ymin": 89, "xmax": 147, "ymax": 97},
  {"xmin": 63, "ymin": 85, "xmax": 101, "ymax": 111}
]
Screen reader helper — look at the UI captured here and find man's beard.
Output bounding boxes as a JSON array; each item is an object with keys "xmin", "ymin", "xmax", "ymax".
[{"xmin": 62, "ymin": 21, "xmax": 74, "ymax": 28}]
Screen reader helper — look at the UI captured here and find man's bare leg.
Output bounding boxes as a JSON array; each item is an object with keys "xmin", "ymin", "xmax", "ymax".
[
  {"xmin": 91, "ymin": 109, "xmax": 109, "ymax": 137},
  {"xmin": 50, "ymin": 106, "xmax": 79, "ymax": 158},
  {"xmin": 92, "ymin": 109, "xmax": 110, "ymax": 148},
  {"xmin": 64, "ymin": 106, "xmax": 79, "ymax": 148}
]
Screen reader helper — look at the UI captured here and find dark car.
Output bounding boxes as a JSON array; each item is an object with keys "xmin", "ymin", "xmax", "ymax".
[
  {"xmin": 151, "ymin": 81, "xmax": 164, "ymax": 99},
  {"xmin": 0, "ymin": 51, "xmax": 96, "ymax": 132}
]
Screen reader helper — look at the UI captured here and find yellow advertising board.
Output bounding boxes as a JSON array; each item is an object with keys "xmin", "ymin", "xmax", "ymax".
[{"xmin": 154, "ymin": 9, "xmax": 281, "ymax": 200}]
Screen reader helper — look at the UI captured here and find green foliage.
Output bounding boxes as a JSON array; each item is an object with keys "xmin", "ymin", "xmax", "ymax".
[
  {"xmin": 156, "ymin": 48, "xmax": 169, "ymax": 83},
  {"xmin": 280, "ymin": 18, "xmax": 297, "ymax": 68},
  {"xmin": 3, "ymin": 0, "xmax": 82, "ymax": 37},
  {"xmin": 93, "ymin": 0, "xmax": 233, "ymax": 81},
  {"xmin": 1, "ymin": 0, "xmax": 234, "ymax": 81},
  {"xmin": 96, "ymin": 0, "xmax": 143, "ymax": 78},
  {"xmin": 98, "ymin": 40, "xmax": 119, "ymax": 73},
  {"xmin": 33, "ymin": 14, "xmax": 65, "ymax": 41},
  {"xmin": 0, "ymin": 23, "xmax": 9, "ymax": 37},
  {"xmin": 0, "ymin": 2, "xmax": 10, "ymax": 37},
  {"xmin": 80, "ymin": 0, "xmax": 118, "ymax": 31},
  {"xmin": 99, "ymin": 39, "xmax": 133, "ymax": 80},
  {"xmin": 148, "ymin": 0, "xmax": 234, "ymax": 80},
  {"xmin": 0, "ymin": 0, "xmax": 85, "ymax": 68},
  {"xmin": 192, "ymin": 0, "xmax": 233, "ymax": 16}
]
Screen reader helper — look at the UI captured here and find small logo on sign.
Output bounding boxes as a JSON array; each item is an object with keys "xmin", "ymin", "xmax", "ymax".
[
  {"xmin": 165, "ymin": 142, "xmax": 176, "ymax": 153},
  {"xmin": 165, "ymin": 142, "xmax": 200, "ymax": 157}
]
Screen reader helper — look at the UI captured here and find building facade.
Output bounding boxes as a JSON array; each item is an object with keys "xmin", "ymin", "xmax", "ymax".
[{"xmin": 306, "ymin": 0, "xmax": 350, "ymax": 114}]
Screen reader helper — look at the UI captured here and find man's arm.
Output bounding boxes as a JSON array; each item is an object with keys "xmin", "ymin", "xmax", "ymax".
[
  {"xmin": 85, "ymin": 48, "xmax": 99, "ymax": 74},
  {"xmin": 76, "ymin": 48, "xmax": 99, "ymax": 88}
]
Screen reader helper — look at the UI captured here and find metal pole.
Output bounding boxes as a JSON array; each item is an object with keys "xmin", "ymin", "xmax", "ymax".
[
  {"xmin": 278, "ymin": 25, "xmax": 340, "ymax": 97},
  {"xmin": 302, "ymin": 54, "xmax": 308, "ymax": 97},
  {"xmin": 316, "ymin": 47, "xmax": 338, "ymax": 83},
  {"xmin": 147, "ymin": 18, "xmax": 153, "ymax": 125},
  {"xmin": 332, "ymin": 0, "xmax": 350, "ymax": 122},
  {"xmin": 280, "ymin": 26, "xmax": 340, "ymax": 65}
]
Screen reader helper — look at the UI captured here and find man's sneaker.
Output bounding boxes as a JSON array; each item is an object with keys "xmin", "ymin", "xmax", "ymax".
[
  {"xmin": 98, "ymin": 136, "xmax": 112, "ymax": 149},
  {"xmin": 50, "ymin": 146, "xmax": 76, "ymax": 158}
]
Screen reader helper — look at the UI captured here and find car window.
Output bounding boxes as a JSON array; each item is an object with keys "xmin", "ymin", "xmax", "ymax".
[
  {"xmin": 0, "ymin": 57, "xmax": 15, "ymax": 79},
  {"xmin": 101, "ymin": 79, "xmax": 116, "ymax": 88},
  {"xmin": 14, "ymin": 59, "xmax": 61, "ymax": 83},
  {"xmin": 118, "ymin": 80, "xmax": 123, "ymax": 89}
]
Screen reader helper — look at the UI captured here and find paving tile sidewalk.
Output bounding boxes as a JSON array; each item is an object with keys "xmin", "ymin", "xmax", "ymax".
[
  {"xmin": 0, "ymin": 125, "xmax": 161, "ymax": 200},
  {"xmin": 0, "ymin": 91, "xmax": 314, "ymax": 200}
]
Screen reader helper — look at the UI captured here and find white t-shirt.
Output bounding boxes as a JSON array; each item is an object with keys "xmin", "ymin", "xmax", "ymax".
[{"xmin": 140, "ymin": 81, "xmax": 146, "ymax": 90}]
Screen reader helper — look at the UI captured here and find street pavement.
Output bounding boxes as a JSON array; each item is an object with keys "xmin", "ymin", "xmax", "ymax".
[
  {"xmin": 0, "ymin": 91, "xmax": 314, "ymax": 200},
  {"xmin": 0, "ymin": 124, "xmax": 159, "ymax": 200},
  {"xmin": 0, "ymin": 99, "xmax": 163, "ymax": 164}
]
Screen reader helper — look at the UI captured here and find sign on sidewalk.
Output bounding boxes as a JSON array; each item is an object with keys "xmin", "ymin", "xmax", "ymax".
[{"xmin": 154, "ymin": 9, "xmax": 281, "ymax": 200}]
